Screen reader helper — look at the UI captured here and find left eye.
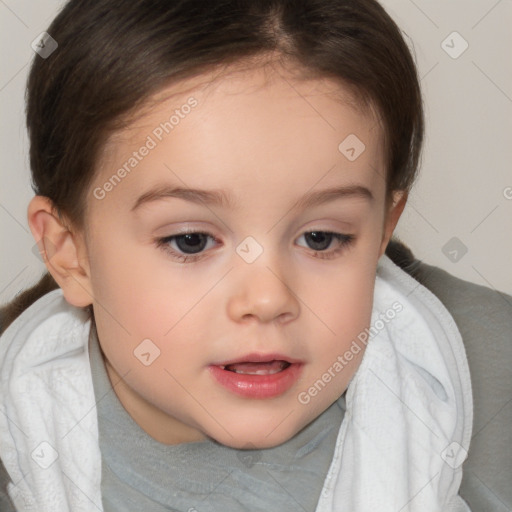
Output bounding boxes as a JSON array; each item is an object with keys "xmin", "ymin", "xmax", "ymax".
[
  {"xmin": 297, "ymin": 231, "xmax": 350, "ymax": 251},
  {"xmin": 155, "ymin": 230, "xmax": 355, "ymax": 262}
]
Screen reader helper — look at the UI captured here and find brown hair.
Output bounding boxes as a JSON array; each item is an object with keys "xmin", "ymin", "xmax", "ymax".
[{"xmin": 1, "ymin": 0, "xmax": 424, "ymax": 334}]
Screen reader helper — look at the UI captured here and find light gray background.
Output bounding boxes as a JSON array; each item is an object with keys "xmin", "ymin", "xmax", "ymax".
[{"xmin": 1, "ymin": 0, "xmax": 511, "ymax": 304}]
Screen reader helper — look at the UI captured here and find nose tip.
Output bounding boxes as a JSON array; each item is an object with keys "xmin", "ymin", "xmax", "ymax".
[{"xmin": 226, "ymin": 264, "xmax": 300, "ymax": 324}]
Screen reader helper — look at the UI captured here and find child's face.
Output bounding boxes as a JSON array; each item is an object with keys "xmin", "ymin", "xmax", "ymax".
[{"xmin": 74, "ymin": 62, "xmax": 402, "ymax": 448}]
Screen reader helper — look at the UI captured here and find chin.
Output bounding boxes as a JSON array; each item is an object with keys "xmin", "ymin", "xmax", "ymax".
[
  {"xmin": 218, "ymin": 435, "xmax": 291, "ymax": 451},
  {"xmin": 204, "ymin": 421, "xmax": 301, "ymax": 450}
]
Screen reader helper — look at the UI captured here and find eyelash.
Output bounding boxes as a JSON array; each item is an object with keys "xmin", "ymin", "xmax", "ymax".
[{"xmin": 155, "ymin": 229, "xmax": 355, "ymax": 263}]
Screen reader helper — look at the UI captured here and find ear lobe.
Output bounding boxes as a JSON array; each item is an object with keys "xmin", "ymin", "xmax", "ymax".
[
  {"xmin": 378, "ymin": 190, "xmax": 408, "ymax": 259},
  {"xmin": 27, "ymin": 195, "xmax": 93, "ymax": 307}
]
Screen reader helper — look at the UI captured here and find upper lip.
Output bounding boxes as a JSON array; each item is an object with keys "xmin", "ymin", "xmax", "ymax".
[{"xmin": 211, "ymin": 352, "xmax": 303, "ymax": 367}]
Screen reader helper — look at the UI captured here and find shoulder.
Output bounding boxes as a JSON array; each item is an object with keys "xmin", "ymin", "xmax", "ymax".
[{"xmin": 386, "ymin": 238, "xmax": 512, "ymax": 512}]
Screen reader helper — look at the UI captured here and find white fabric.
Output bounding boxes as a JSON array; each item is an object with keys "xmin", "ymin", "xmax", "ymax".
[
  {"xmin": 0, "ymin": 254, "xmax": 473, "ymax": 511},
  {"xmin": 314, "ymin": 255, "xmax": 473, "ymax": 512}
]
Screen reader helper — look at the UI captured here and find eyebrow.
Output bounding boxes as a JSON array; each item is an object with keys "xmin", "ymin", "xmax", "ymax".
[{"xmin": 131, "ymin": 183, "xmax": 374, "ymax": 212}]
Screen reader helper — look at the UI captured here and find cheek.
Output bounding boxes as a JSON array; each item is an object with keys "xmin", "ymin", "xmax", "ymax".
[
  {"xmin": 86, "ymin": 228, "xmax": 215, "ymax": 369},
  {"xmin": 301, "ymin": 246, "xmax": 377, "ymax": 388},
  {"xmin": 308, "ymin": 246, "xmax": 377, "ymax": 333},
  {"xmin": 87, "ymin": 223, "xmax": 166, "ymax": 323},
  {"xmin": 85, "ymin": 227, "xmax": 165, "ymax": 369},
  {"xmin": 321, "ymin": 273, "xmax": 374, "ymax": 359}
]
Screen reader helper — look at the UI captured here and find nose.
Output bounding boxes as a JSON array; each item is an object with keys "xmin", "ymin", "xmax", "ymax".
[{"xmin": 226, "ymin": 260, "xmax": 300, "ymax": 324}]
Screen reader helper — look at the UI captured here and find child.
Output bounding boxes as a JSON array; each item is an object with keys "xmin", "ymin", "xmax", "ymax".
[{"xmin": 1, "ymin": 0, "xmax": 505, "ymax": 510}]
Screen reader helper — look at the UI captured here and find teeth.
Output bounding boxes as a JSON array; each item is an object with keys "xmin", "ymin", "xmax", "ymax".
[
  {"xmin": 222, "ymin": 360, "xmax": 290, "ymax": 375},
  {"xmin": 231, "ymin": 367, "xmax": 281, "ymax": 375}
]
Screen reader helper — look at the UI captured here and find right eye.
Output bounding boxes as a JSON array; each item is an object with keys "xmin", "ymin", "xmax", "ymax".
[{"xmin": 155, "ymin": 231, "xmax": 220, "ymax": 263}]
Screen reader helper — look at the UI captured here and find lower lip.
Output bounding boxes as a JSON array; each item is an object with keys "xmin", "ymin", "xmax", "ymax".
[{"xmin": 208, "ymin": 363, "xmax": 304, "ymax": 399}]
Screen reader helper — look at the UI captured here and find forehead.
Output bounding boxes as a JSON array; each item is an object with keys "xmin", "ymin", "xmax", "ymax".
[
  {"xmin": 91, "ymin": 59, "xmax": 385, "ymax": 216},
  {"xmin": 132, "ymin": 56, "xmax": 376, "ymax": 122}
]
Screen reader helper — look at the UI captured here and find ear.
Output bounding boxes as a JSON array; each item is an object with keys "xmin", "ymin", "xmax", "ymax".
[
  {"xmin": 378, "ymin": 190, "xmax": 408, "ymax": 259},
  {"xmin": 27, "ymin": 195, "xmax": 93, "ymax": 307}
]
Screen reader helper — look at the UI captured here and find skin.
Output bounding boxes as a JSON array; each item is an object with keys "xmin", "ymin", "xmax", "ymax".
[{"xmin": 28, "ymin": 59, "xmax": 407, "ymax": 449}]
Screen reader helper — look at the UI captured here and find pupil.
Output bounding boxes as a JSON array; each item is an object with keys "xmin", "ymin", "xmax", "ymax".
[
  {"xmin": 306, "ymin": 231, "xmax": 331, "ymax": 251},
  {"xmin": 176, "ymin": 233, "xmax": 207, "ymax": 254}
]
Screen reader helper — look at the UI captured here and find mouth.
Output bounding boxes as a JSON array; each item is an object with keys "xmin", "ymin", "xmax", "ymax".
[
  {"xmin": 221, "ymin": 360, "xmax": 291, "ymax": 375},
  {"xmin": 209, "ymin": 353, "xmax": 304, "ymax": 398}
]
